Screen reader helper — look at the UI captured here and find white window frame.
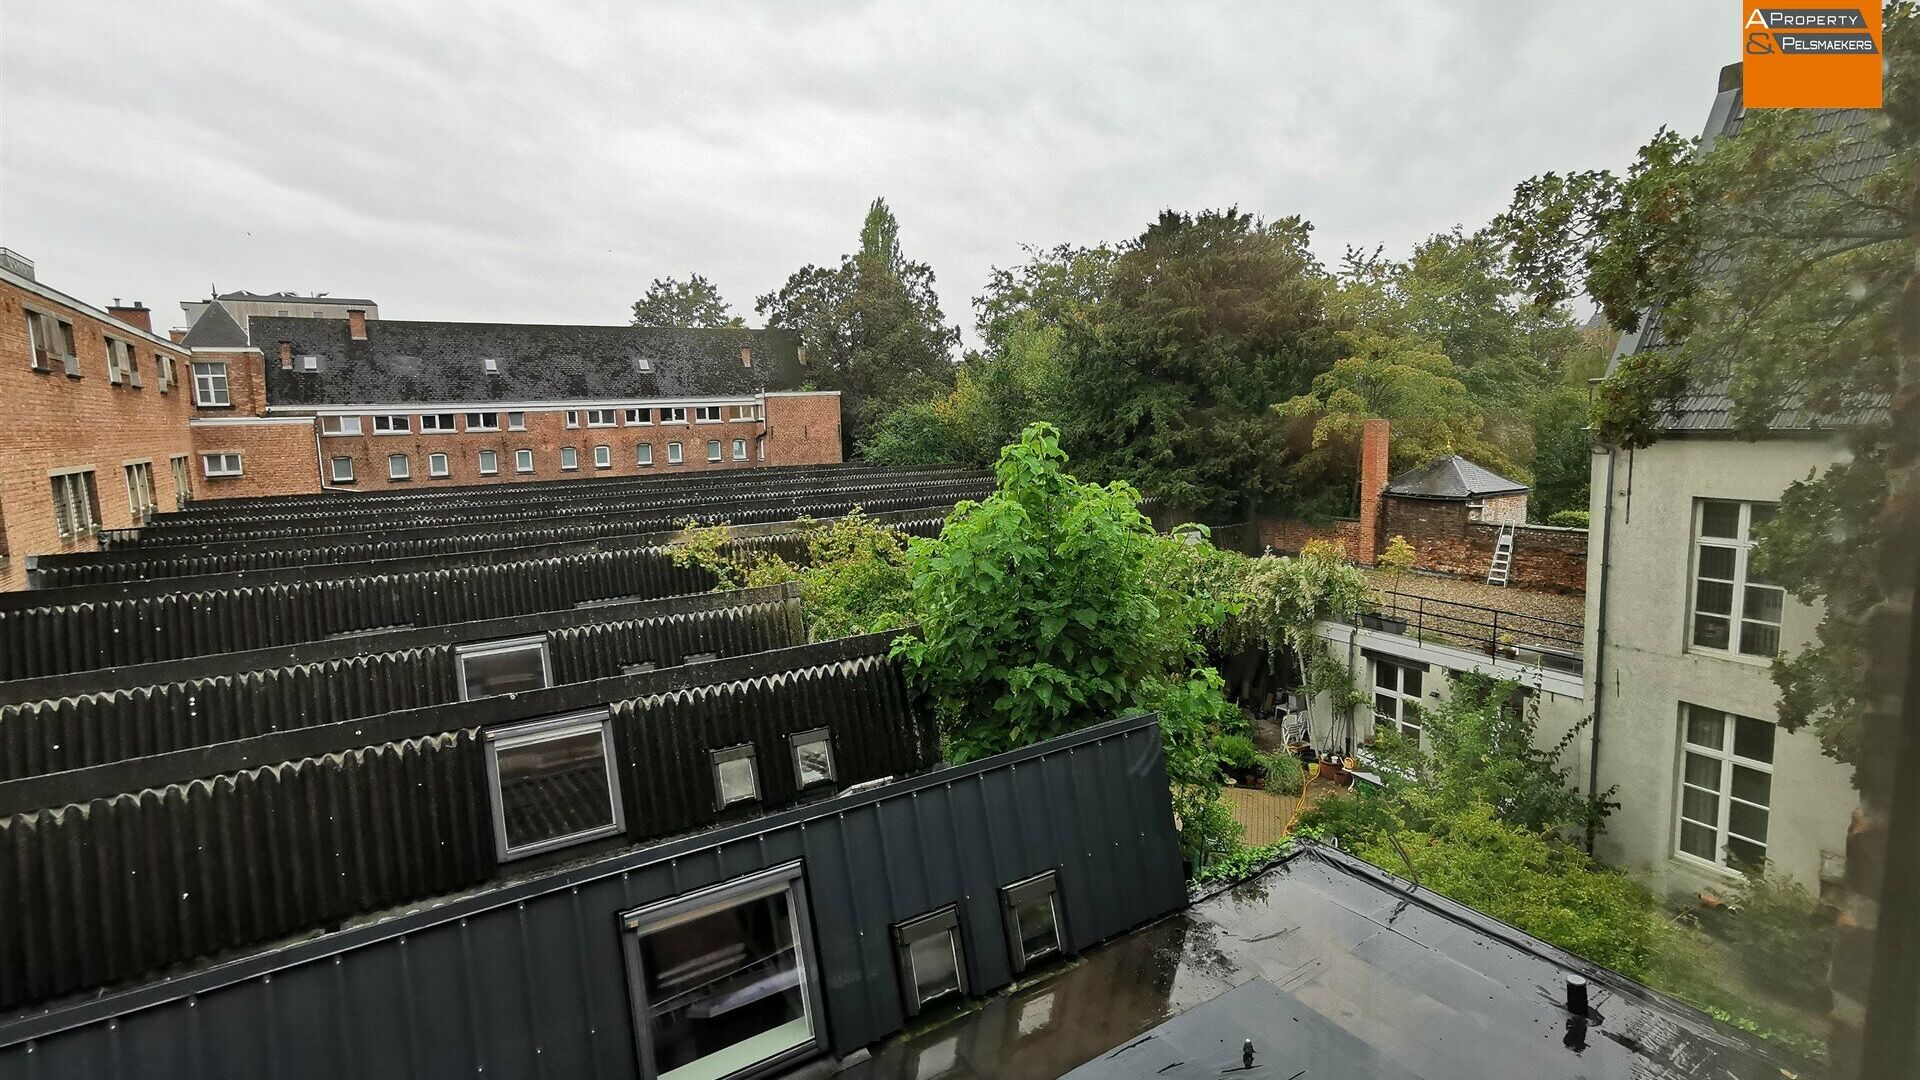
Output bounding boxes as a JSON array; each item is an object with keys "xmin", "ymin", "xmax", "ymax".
[
  {"xmin": 515, "ymin": 448, "xmax": 535, "ymax": 473},
  {"xmin": 507, "ymin": 411, "xmax": 527, "ymax": 431},
  {"xmin": 564, "ymin": 410, "xmax": 581, "ymax": 429},
  {"xmin": 624, "ymin": 408, "xmax": 650, "ymax": 426},
  {"xmin": 419, "ymin": 413, "xmax": 457, "ymax": 433},
  {"xmin": 728, "ymin": 404, "xmax": 762, "ymax": 422},
  {"xmin": 372, "ymin": 414, "xmax": 410, "ymax": 434},
  {"xmin": 667, "ymin": 441, "xmax": 683, "ymax": 465},
  {"xmin": 455, "ymin": 635, "xmax": 553, "ymax": 701},
  {"xmin": 660, "ymin": 407, "xmax": 687, "ymax": 425},
  {"xmin": 156, "ymin": 352, "xmax": 176, "ymax": 392},
  {"xmin": 191, "ymin": 361, "xmax": 230, "ymax": 406},
  {"xmin": 694, "ymin": 405, "xmax": 723, "ymax": 423},
  {"xmin": 387, "ymin": 453, "xmax": 411, "ymax": 480},
  {"xmin": 201, "ymin": 452, "xmax": 243, "ymax": 478},
  {"xmin": 428, "ymin": 452, "xmax": 450, "ymax": 478},
  {"xmin": 320, "ymin": 415, "xmax": 362, "ymax": 437},
  {"xmin": 585, "ymin": 408, "xmax": 617, "ymax": 428},
  {"xmin": 478, "ymin": 449, "xmax": 499, "ymax": 475},
  {"xmin": 329, "ymin": 455, "xmax": 355, "ymax": 483},
  {"xmin": 49, "ymin": 468, "xmax": 99, "ymax": 538},
  {"xmin": 170, "ymin": 455, "xmax": 192, "ymax": 508},
  {"xmin": 560, "ymin": 446, "xmax": 579, "ymax": 471},
  {"xmin": 1688, "ymin": 500, "xmax": 1785, "ymax": 660},
  {"xmin": 593, "ymin": 444, "xmax": 612, "ymax": 469},
  {"xmin": 636, "ymin": 443, "xmax": 653, "ymax": 467},
  {"xmin": 297, "ymin": 354, "xmax": 320, "ymax": 372},
  {"xmin": 483, "ymin": 710, "xmax": 624, "ymax": 860},
  {"xmin": 123, "ymin": 461, "xmax": 155, "ymax": 520},
  {"xmin": 706, "ymin": 440, "xmax": 722, "ymax": 463},
  {"xmin": 482, "ymin": 357, "xmax": 500, "ymax": 374},
  {"xmin": 1676, "ymin": 704, "xmax": 1775, "ymax": 873},
  {"xmin": 732, "ymin": 438, "xmax": 748, "ymax": 461},
  {"xmin": 24, "ymin": 309, "xmax": 53, "ymax": 372},
  {"xmin": 465, "ymin": 412, "xmax": 499, "ymax": 432},
  {"xmin": 1371, "ymin": 658, "xmax": 1423, "ymax": 741}
]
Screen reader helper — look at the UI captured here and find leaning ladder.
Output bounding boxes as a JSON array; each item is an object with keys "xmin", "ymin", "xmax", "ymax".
[{"xmin": 1487, "ymin": 524, "xmax": 1515, "ymax": 586}]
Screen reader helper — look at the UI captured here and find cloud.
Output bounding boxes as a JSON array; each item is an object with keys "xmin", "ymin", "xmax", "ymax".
[{"xmin": 1, "ymin": 0, "xmax": 1729, "ymax": 344}]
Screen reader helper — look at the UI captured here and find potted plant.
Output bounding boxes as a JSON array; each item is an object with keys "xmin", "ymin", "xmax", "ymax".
[
  {"xmin": 1216, "ymin": 734, "xmax": 1264, "ymax": 787},
  {"xmin": 1362, "ymin": 535, "xmax": 1416, "ymax": 634}
]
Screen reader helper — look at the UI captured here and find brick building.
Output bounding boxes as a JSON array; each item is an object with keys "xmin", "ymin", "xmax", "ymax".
[
  {"xmin": 0, "ymin": 253, "xmax": 197, "ymax": 591},
  {"xmin": 177, "ymin": 300, "xmax": 842, "ymax": 499}
]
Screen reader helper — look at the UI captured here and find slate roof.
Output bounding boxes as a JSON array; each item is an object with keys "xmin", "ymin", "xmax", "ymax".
[
  {"xmin": 246, "ymin": 316, "xmax": 807, "ymax": 406},
  {"xmin": 1611, "ymin": 63, "xmax": 1893, "ymax": 434},
  {"xmin": 179, "ymin": 300, "xmax": 250, "ymax": 348},
  {"xmin": 1384, "ymin": 455, "xmax": 1527, "ymax": 500}
]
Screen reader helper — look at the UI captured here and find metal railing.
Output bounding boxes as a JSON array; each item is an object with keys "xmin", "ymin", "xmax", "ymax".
[{"xmin": 1356, "ymin": 591, "xmax": 1583, "ymax": 673}]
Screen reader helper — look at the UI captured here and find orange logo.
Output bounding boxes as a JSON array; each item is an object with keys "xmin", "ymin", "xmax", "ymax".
[{"xmin": 1743, "ymin": 3, "xmax": 1883, "ymax": 108}]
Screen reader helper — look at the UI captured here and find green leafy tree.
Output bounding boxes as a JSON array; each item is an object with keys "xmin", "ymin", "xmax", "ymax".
[
  {"xmin": 974, "ymin": 243, "xmax": 1118, "ymax": 355},
  {"xmin": 629, "ymin": 274, "xmax": 746, "ymax": 328},
  {"xmin": 666, "ymin": 512, "xmax": 914, "ymax": 640},
  {"xmin": 859, "ymin": 318, "xmax": 1071, "ymax": 466},
  {"xmin": 1528, "ymin": 384, "xmax": 1593, "ymax": 521},
  {"xmin": 757, "ymin": 198, "xmax": 961, "ymax": 448}
]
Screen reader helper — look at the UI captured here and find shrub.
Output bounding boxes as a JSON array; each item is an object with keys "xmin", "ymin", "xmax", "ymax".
[
  {"xmin": 1215, "ymin": 734, "xmax": 1260, "ymax": 772},
  {"xmin": 1261, "ymin": 750, "xmax": 1305, "ymax": 795},
  {"xmin": 1723, "ymin": 869, "xmax": 1836, "ymax": 1008},
  {"xmin": 1547, "ymin": 509, "xmax": 1590, "ymax": 528}
]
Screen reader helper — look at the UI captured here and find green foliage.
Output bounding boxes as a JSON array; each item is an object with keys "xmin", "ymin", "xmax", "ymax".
[
  {"xmin": 1215, "ymin": 733, "xmax": 1259, "ymax": 771},
  {"xmin": 1546, "ymin": 509, "xmax": 1589, "ymax": 528},
  {"xmin": 667, "ymin": 512, "xmax": 914, "ymax": 641},
  {"xmin": 1190, "ymin": 839, "xmax": 1291, "ymax": 887},
  {"xmin": 629, "ymin": 274, "xmax": 746, "ymax": 328},
  {"xmin": 974, "ymin": 243, "xmax": 1118, "ymax": 355},
  {"xmin": 757, "ymin": 197, "xmax": 961, "ymax": 445},
  {"xmin": 858, "ymin": 321, "xmax": 1072, "ymax": 467},
  {"xmin": 1375, "ymin": 536, "xmax": 1415, "ymax": 617},
  {"xmin": 1528, "ymin": 385, "xmax": 1594, "ymax": 521},
  {"xmin": 1138, "ymin": 668, "xmax": 1248, "ymax": 865},
  {"xmin": 1723, "ymin": 869, "xmax": 1836, "ymax": 1009},
  {"xmin": 1261, "ymin": 750, "xmax": 1305, "ymax": 796}
]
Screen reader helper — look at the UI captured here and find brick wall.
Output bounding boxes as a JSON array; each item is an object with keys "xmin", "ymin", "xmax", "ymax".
[
  {"xmin": 1474, "ymin": 491, "xmax": 1530, "ymax": 525},
  {"xmin": 189, "ymin": 420, "xmax": 324, "ymax": 499},
  {"xmin": 1255, "ymin": 417, "xmax": 1389, "ymax": 565},
  {"xmin": 188, "ymin": 348, "xmax": 270, "ymax": 417},
  {"xmin": 1381, "ymin": 495, "xmax": 1586, "ymax": 593},
  {"xmin": 762, "ymin": 392, "xmax": 843, "ymax": 466},
  {"xmin": 0, "ymin": 277, "xmax": 197, "ymax": 591}
]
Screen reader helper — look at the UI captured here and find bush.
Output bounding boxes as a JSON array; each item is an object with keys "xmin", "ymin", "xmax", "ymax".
[
  {"xmin": 1723, "ymin": 869, "xmax": 1835, "ymax": 1008},
  {"xmin": 1262, "ymin": 750, "xmax": 1305, "ymax": 796},
  {"xmin": 1547, "ymin": 509, "xmax": 1590, "ymax": 528},
  {"xmin": 1215, "ymin": 734, "xmax": 1260, "ymax": 772}
]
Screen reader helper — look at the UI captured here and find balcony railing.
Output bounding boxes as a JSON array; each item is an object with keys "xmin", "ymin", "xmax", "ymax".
[{"xmin": 1354, "ymin": 591, "xmax": 1583, "ymax": 675}]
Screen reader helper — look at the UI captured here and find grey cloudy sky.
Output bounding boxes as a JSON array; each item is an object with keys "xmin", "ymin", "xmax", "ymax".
[{"xmin": 3, "ymin": 1, "xmax": 1729, "ymax": 343}]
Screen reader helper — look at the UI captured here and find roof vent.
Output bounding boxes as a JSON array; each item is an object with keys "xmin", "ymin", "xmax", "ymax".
[{"xmin": 1565, "ymin": 974, "xmax": 1589, "ymax": 1016}]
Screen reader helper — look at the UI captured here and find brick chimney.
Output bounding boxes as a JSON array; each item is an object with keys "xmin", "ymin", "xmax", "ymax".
[
  {"xmin": 279, "ymin": 341, "xmax": 294, "ymax": 370},
  {"xmin": 346, "ymin": 308, "xmax": 368, "ymax": 341},
  {"xmin": 1355, "ymin": 418, "xmax": 1391, "ymax": 565},
  {"xmin": 107, "ymin": 299, "xmax": 152, "ymax": 334}
]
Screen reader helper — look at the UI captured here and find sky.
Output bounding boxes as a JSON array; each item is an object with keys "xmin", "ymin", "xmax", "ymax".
[{"xmin": 1, "ymin": 1, "xmax": 1731, "ymax": 345}]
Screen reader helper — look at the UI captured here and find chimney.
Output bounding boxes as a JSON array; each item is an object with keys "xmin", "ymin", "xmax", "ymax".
[
  {"xmin": 108, "ymin": 300, "xmax": 153, "ymax": 334},
  {"xmin": 279, "ymin": 341, "xmax": 293, "ymax": 370},
  {"xmin": 741, "ymin": 346, "xmax": 753, "ymax": 368},
  {"xmin": 168, "ymin": 328, "xmax": 188, "ymax": 344},
  {"xmin": 346, "ymin": 308, "xmax": 368, "ymax": 341},
  {"xmin": 1356, "ymin": 418, "xmax": 1391, "ymax": 566}
]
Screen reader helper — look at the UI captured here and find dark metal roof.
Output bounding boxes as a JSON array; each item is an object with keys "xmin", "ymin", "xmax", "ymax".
[
  {"xmin": 217, "ymin": 290, "xmax": 378, "ymax": 306},
  {"xmin": 179, "ymin": 300, "xmax": 250, "ymax": 348},
  {"xmin": 247, "ymin": 315, "xmax": 806, "ymax": 406},
  {"xmin": 1384, "ymin": 455, "xmax": 1527, "ymax": 499}
]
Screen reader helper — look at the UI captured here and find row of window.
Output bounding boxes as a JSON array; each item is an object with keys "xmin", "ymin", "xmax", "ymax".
[
  {"xmin": 619, "ymin": 863, "xmax": 1062, "ymax": 1080},
  {"xmin": 307, "ymin": 404, "xmax": 765, "ymax": 434},
  {"xmin": 40, "ymin": 458, "xmax": 193, "ymax": 542},
  {"xmin": 26, "ymin": 309, "xmax": 179, "ymax": 391},
  {"xmin": 324, "ymin": 439, "xmax": 753, "ymax": 483}
]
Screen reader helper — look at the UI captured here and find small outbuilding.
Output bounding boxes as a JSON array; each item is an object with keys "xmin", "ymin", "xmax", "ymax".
[{"xmin": 1383, "ymin": 454, "xmax": 1529, "ymax": 526}]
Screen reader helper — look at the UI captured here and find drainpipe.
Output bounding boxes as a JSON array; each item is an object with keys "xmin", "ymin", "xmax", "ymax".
[{"xmin": 1585, "ymin": 445, "xmax": 1617, "ymax": 854}]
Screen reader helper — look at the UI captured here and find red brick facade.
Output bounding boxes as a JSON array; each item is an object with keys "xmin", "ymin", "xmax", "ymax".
[
  {"xmin": 762, "ymin": 392, "xmax": 843, "ymax": 466},
  {"xmin": 0, "ymin": 275, "xmax": 198, "ymax": 590}
]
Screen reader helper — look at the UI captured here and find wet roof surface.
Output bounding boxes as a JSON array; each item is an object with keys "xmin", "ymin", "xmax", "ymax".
[{"xmin": 843, "ymin": 845, "xmax": 1791, "ymax": 1080}]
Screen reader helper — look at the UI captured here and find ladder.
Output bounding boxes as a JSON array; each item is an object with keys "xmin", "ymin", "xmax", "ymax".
[{"xmin": 1487, "ymin": 524, "xmax": 1515, "ymax": 586}]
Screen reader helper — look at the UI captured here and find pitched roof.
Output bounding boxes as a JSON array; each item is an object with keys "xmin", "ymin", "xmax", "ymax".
[
  {"xmin": 179, "ymin": 300, "xmax": 250, "ymax": 348},
  {"xmin": 1611, "ymin": 64, "xmax": 1893, "ymax": 434},
  {"xmin": 217, "ymin": 290, "xmax": 378, "ymax": 307},
  {"xmin": 246, "ymin": 316, "xmax": 808, "ymax": 406},
  {"xmin": 1385, "ymin": 455, "xmax": 1527, "ymax": 500}
]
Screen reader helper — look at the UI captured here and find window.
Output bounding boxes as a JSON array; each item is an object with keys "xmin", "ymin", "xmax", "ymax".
[
  {"xmin": 428, "ymin": 452, "xmax": 450, "ymax": 478},
  {"xmin": 329, "ymin": 455, "xmax": 355, "ymax": 483},
  {"xmin": 105, "ymin": 336, "xmax": 138, "ymax": 386},
  {"xmin": 484, "ymin": 711, "xmax": 624, "ymax": 860},
  {"xmin": 24, "ymin": 310, "xmax": 56, "ymax": 371},
  {"xmin": 636, "ymin": 443, "xmax": 653, "ymax": 467},
  {"xmin": 1690, "ymin": 500, "xmax": 1785, "ymax": 658},
  {"xmin": 419, "ymin": 413, "xmax": 456, "ymax": 433},
  {"xmin": 50, "ymin": 470, "xmax": 100, "ymax": 538},
  {"xmin": 710, "ymin": 744, "xmax": 759, "ymax": 810},
  {"xmin": 789, "ymin": 728, "xmax": 834, "ymax": 788},
  {"xmin": 593, "ymin": 444, "xmax": 612, "ymax": 469},
  {"xmin": 201, "ymin": 452, "xmax": 242, "ymax": 478},
  {"xmin": 297, "ymin": 354, "xmax": 320, "ymax": 372},
  {"xmin": 507, "ymin": 411, "xmax": 527, "ymax": 431},
  {"xmin": 727, "ymin": 404, "xmax": 761, "ymax": 422},
  {"xmin": 667, "ymin": 441, "xmax": 683, "ymax": 465},
  {"xmin": 560, "ymin": 446, "xmax": 579, "ymax": 470},
  {"xmin": 482, "ymin": 357, "xmax": 500, "ymax": 373},
  {"xmin": 565, "ymin": 410, "xmax": 581, "ymax": 428},
  {"xmin": 586, "ymin": 408, "xmax": 617, "ymax": 427},
  {"xmin": 372, "ymin": 414, "xmax": 410, "ymax": 434},
  {"xmin": 624, "ymin": 408, "xmax": 650, "ymax": 425},
  {"xmin": 706, "ymin": 440, "xmax": 722, "ymax": 463},
  {"xmin": 1677, "ymin": 705, "xmax": 1774, "ymax": 871},
  {"xmin": 999, "ymin": 871, "xmax": 1063, "ymax": 974},
  {"xmin": 456, "ymin": 635, "xmax": 551, "ymax": 700},
  {"xmin": 465, "ymin": 412, "xmax": 499, "ymax": 431},
  {"xmin": 387, "ymin": 453, "xmax": 411, "ymax": 480},
  {"xmin": 320, "ymin": 415, "xmax": 362, "ymax": 436},
  {"xmin": 694, "ymin": 405, "xmax": 723, "ymax": 423},
  {"xmin": 893, "ymin": 907, "xmax": 967, "ymax": 1016},
  {"xmin": 1371, "ymin": 659, "xmax": 1423, "ymax": 740},
  {"xmin": 732, "ymin": 438, "xmax": 748, "ymax": 461},
  {"xmin": 515, "ymin": 448, "xmax": 534, "ymax": 473},
  {"xmin": 478, "ymin": 449, "xmax": 499, "ymax": 475},
  {"xmin": 156, "ymin": 353, "xmax": 176, "ymax": 392},
  {"xmin": 634, "ymin": 356, "xmax": 653, "ymax": 372},
  {"xmin": 123, "ymin": 462, "xmax": 155, "ymax": 520},
  {"xmin": 620, "ymin": 865, "xmax": 823, "ymax": 1080},
  {"xmin": 660, "ymin": 407, "xmax": 687, "ymax": 424},
  {"xmin": 170, "ymin": 455, "xmax": 192, "ymax": 508},
  {"xmin": 191, "ymin": 361, "xmax": 230, "ymax": 406}
]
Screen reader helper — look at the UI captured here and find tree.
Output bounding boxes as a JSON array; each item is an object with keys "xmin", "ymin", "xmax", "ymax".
[
  {"xmin": 1057, "ymin": 209, "xmax": 1343, "ymax": 514},
  {"xmin": 859, "ymin": 317, "xmax": 1071, "ymax": 467},
  {"xmin": 757, "ymin": 198, "xmax": 961, "ymax": 448},
  {"xmin": 974, "ymin": 243, "xmax": 1118, "ymax": 355},
  {"xmin": 1528, "ymin": 384, "xmax": 1593, "ymax": 522},
  {"xmin": 629, "ymin": 274, "xmax": 745, "ymax": 328}
]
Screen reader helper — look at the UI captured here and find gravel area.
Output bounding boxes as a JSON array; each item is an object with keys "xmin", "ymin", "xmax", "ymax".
[{"xmin": 1365, "ymin": 569, "xmax": 1584, "ymax": 651}]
